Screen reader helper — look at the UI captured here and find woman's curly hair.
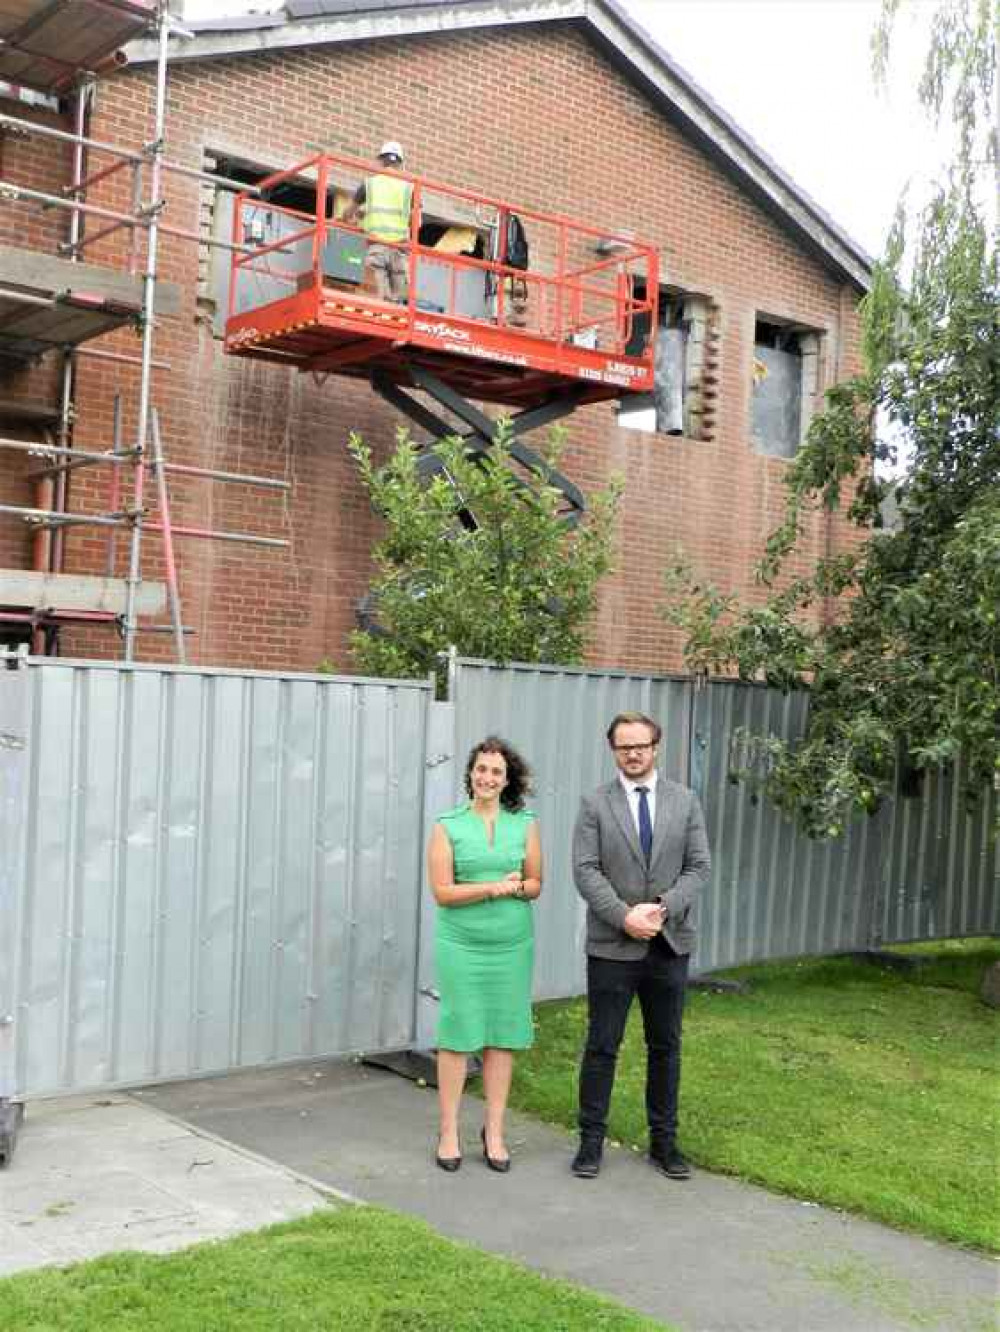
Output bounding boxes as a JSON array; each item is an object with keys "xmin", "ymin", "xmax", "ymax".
[{"xmin": 464, "ymin": 736, "xmax": 533, "ymax": 812}]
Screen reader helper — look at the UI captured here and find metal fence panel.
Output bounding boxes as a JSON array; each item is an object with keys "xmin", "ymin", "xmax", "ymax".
[
  {"xmin": 416, "ymin": 700, "xmax": 459, "ymax": 1050},
  {"xmin": 693, "ymin": 683, "xmax": 999, "ymax": 965},
  {"xmin": 7, "ymin": 652, "xmax": 996, "ymax": 1100},
  {"xmin": 0, "ymin": 657, "xmax": 28, "ymax": 1105},
  {"xmin": 8, "ymin": 659, "xmax": 430, "ymax": 1099},
  {"xmin": 452, "ymin": 659, "xmax": 693, "ymax": 1001},
  {"xmin": 876, "ymin": 753, "xmax": 1000, "ymax": 946},
  {"xmin": 690, "ymin": 681, "xmax": 884, "ymax": 972},
  {"xmin": 451, "ymin": 663, "xmax": 997, "ymax": 999}
]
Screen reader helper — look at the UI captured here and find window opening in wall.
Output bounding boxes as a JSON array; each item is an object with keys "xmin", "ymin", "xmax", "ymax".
[
  {"xmin": 751, "ymin": 316, "xmax": 822, "ymax": 459},
  {"xmin": 618, "ymin": 283, "xmax": 718, "ymax": 440},
  {"xmin": 200, "ymin": 154, "xmax": 321, "ymax": 335}
]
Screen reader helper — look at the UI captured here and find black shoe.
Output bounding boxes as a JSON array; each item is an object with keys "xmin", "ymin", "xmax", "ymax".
[
  {"xmin": 435, "ymin": 1137, "xmax": 462, "ymax": 1172},
  {"xmin": 481, "ymin": 1127, "xmax": 511, "ymax": 1173},
  {"xmin": 571, "ymin": 1140, "xmax": 603, "ymax": 1178},
  {"xmin": 649, "ymin": 1143, "xmax": 691, "ymax": 1180}
]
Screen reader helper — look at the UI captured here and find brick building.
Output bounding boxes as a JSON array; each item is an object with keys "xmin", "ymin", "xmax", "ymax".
[{"xmin": 0, "ymin": 0, "xmax": 872, "ymax": 673}]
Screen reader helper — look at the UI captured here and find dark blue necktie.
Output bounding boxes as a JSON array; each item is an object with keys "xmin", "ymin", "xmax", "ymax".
[{"xmin": 636, "ymin": 786, "xmax": 653, "ymax": 863}]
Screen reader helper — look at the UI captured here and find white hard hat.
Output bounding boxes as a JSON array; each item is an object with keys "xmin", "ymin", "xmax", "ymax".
[{"xmin": 378, "ymin": 140, "xmax": 404, "ymax": 162}]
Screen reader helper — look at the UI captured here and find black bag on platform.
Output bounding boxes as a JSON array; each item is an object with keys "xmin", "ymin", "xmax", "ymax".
[{"xmin": 506, "ymin": 212, "xmax": 529, "ymax": 270}]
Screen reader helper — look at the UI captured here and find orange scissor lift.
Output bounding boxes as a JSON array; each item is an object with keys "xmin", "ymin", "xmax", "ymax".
[{"xmin": 224, "ymin": 153, "xmax": 659, "ymax": 520}]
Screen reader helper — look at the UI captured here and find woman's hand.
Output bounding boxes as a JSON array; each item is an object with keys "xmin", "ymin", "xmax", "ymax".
[{"xmin": 491, "ymin": 872, "xmax": 524, "ymax": 899}]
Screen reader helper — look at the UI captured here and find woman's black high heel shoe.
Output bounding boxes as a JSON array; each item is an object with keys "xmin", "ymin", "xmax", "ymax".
[
  {"xmin": 436, "ymin": 1137, "xmax": 462, "ymax": 1172},
  {"xmin": 481, "ymin": 1126, "xmax": 511, "ymax": 1173}
]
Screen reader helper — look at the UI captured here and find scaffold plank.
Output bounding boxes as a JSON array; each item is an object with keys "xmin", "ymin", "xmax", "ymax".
[
  {"xmin": 0, "ymin": 570, "xmax": 166, "ymax": 615},
  {"xmin": 0, "ymin": 245, "xmax": 180, "ymax": 364},
  {"xmin": 0, "ymin": 0, "xmax": 156, "ymax": 94},
  {"xmin": 0, "ymin": 247, "xmax": 181, "ymax": 315}
]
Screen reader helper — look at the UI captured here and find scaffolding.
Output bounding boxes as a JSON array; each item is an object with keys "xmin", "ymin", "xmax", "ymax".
[
  {"xmin": 0, "ymin": 4, "xmax": 662, "ymax": 649},
  {"xmin": 0, "ymin": 0, "xmax": 289, "ymax": 661}
]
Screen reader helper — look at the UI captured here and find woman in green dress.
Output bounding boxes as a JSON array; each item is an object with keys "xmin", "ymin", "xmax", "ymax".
[{"xmin": 427, "ymin": 736, "xmax": 543, "ymax": 1173}]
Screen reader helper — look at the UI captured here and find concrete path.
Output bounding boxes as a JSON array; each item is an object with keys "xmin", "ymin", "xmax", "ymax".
[
  {"xmin": 136, "ymin": 1058, "xmax": 998, "ymax": 1332},
  {"xmin": 0, "ymin": 1092, "xmax": 332, "ymax": 1278}
]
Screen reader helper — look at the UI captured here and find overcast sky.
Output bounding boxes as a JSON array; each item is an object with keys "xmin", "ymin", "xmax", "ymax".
[
  {"xmin": 628, "ymin": 0, "xmax": 937, "ymax": 258},
  {"xmin": 182, "ymin": 0, "xmax": 937, "ymax": 259}
]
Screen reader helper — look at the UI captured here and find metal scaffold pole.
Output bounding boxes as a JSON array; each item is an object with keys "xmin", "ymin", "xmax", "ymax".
[
  {"xmin": 150, "ymin": 408, "xmax": 186, "ymax": 664},
  {"xmin": 51, "ymin": 83, "xmax": 91, "ymax": 576},
  {"xmin": 123, "ymin": 2, "xmax": 169, "ymax": 662},
  {"xmin": 0, "ymin": 2, "xmax": 292, "ymax": 667}
]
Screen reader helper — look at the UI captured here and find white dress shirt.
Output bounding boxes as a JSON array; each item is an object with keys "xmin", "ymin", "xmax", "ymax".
[{"xmin": 619, "ymin": 769, "xmax": 659, "ymax": 839}]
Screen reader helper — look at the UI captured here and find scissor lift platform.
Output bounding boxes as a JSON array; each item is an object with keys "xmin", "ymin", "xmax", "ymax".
[
  {"xmin": 224, "ymin": 153, "xmax": 658, "ymax": 412},
  {"xmin": 226, "ymin": 281, "xmax": 652, "ymax": 410}
]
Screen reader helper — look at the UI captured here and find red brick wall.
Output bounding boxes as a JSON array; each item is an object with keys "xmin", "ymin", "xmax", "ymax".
[
  {"xmin": 0, "ymin": 101, "xmax": 72, "ymax": 253},
  {"xmin": 2, "ymin": 23, "xmax": 867, "ymax": 672}
]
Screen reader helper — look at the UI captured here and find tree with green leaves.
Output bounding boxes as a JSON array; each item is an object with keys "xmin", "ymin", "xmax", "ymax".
[
  {"xmin": 663, "ymin": 0, "xmax": 999, "ymax": 838},
  {"xmin": 349, "ymin": 422, "xmax": 621, "ymax": 684}
]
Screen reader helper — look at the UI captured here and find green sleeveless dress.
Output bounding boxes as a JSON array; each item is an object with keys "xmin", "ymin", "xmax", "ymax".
[{"xmin": 434, "ymin": 803, "xmax": 537, "ymax": 1052}]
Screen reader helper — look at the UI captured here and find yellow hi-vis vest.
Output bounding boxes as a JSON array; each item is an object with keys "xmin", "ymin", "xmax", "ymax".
[{"xmin": 363, "ymin": 174, "xmax": 413, "ymax": 243}]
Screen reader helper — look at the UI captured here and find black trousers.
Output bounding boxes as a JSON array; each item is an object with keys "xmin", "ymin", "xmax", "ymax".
[{"xmin": 578, "ymin": 935, "xmax": 688, "ymax": 1146}]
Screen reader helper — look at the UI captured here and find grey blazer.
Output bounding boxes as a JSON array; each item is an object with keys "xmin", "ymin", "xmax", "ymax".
[{"xmin": 572, "ymin": 777, "xmax": 711, "ymax": 960}]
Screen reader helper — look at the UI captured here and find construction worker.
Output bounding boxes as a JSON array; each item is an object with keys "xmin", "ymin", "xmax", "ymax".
[{"xmin": 343, "ymin": 141, "xmax": 415, "ymax": 304}]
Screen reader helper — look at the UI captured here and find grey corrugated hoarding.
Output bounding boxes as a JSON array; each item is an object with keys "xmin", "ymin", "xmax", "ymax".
[
  {"xmin": 5, "ymin": 654, "xmax": 996, "ymax": 1101},
  {"xmin": 690, "ymin": 679, "xmax": 883, "ymax": 972},
  {"xmin": 453, "ymin": 660, "xmax": 998, "ymax": 993},
  {"xmin": 0, "ymin": 655, "xmax": 28, "ymax": 1108},
  {"xmin": 876, "ymin": 751, "xmax": 1000, "ymax": 945},
  {"xmin": 4, "ymin": 658, "xmax": 431, "ymax": 1099},
  {"xmin": 692, "ymin": 680, "xmax": 1000, "ymax": 962}
]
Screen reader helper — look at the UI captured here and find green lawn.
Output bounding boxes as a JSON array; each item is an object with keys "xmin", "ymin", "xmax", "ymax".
[
  {"xmin": 0, "ymin": 1206, "xmax": 666, "ymax": 1332},
  {"xmin": 3, "ymin": 945, "xmax": 994, "ymax": 1328},
  {"xmin": 506, "ymin": 939, "xmax": 1000, "ymax": 1252}
]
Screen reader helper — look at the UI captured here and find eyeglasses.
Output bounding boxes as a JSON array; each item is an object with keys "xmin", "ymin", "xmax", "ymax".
[{"xmin": 612, "ymin": 742, "xmax": 655, "ymax": 754}]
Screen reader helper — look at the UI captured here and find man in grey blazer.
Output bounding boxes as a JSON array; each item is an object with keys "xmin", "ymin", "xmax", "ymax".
[{"xmin": 571, "ymin": 711, "xmax": 711, "ymax": 1179}]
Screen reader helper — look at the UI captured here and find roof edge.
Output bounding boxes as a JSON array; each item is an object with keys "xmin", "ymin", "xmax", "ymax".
[{"xmin": 129, "ymin": 0, "xmax": 587, "ymax": 63}]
